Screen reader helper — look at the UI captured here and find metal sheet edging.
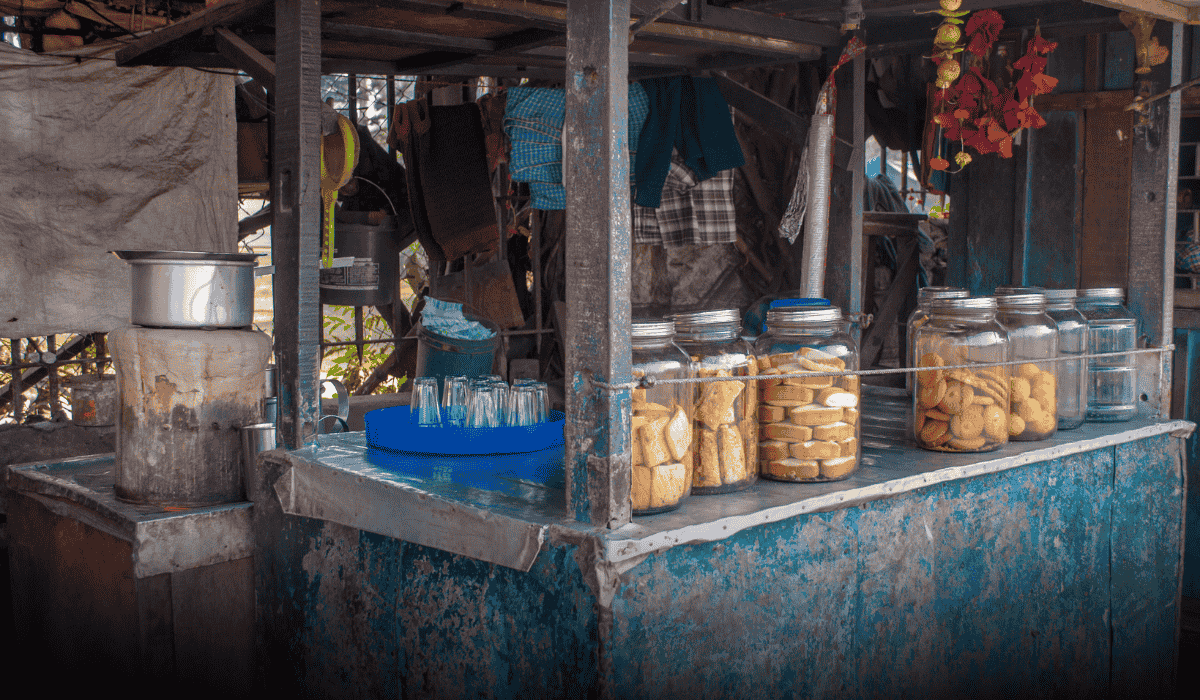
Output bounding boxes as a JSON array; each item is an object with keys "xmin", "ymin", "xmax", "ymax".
[{"xmin": 602, "ymin": 420, "xmax": 1196, "ymax": 564}]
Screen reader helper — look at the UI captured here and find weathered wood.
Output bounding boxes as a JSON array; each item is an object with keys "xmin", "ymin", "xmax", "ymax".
[
  {"xmin": 860, "ymin": 238, "xmax": 920, "ymax": 369},
  {"xmin": 272, "ymin": 0, "xmax": 324, "ymax": 449},
  {"xmin": 114, "ymin": 0, "xmax": 272, "ymax": 66},
  {"xmin": 712, "ymin": 73, "xmax": 809, "ymax": 145},
  {"xmin": 823, "ymin": 52, "xmax": 864, "ymax": 337},
  {"xmin": 213, "ymin": 27, "xmax": 275, "ymax": 94},
  {"xmin": 563, "ymin": 0, "xmax": 632, "ymax": 527},
  {"xmin": 1025, "ymin": 110, "xmax": 1080, "ymax": 288}
]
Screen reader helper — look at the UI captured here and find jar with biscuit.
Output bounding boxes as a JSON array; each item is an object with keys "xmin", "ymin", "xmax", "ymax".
[
  {"xmin": 752, "ymin": 306, "xmax": 860, "ymax": 482},
  {"xmin": 673, "ymin": 309, "xmax": 758, "ymax": 494},
  {"xmin": 905, "ymin": 287, "xmax": 969, "ymax": 395},
  {"xmin": 1044, "ymin": 289, "xmax": 1088, "ymax": 430},
  {"xmin": 630, "ymin": 320, "xmax": 694, "ymax": 515},
  {"xmin": 995, "ymin": 291, "xmax": 1059, "ymax": 440},
  {"xmin": 913, "ymin": 297, "xmax": 1010, "ymax": 452}
]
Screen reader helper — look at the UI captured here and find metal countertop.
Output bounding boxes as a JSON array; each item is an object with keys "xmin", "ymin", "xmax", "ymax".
[{"xmin": 273, "ymin": 387, "xmax": 1195, "ymax": 572}]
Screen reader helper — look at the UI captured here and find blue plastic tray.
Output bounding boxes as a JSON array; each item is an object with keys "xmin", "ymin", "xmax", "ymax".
[{"xmin": 365, "ymin": 405, "xmax": 565, "ymax": 455}]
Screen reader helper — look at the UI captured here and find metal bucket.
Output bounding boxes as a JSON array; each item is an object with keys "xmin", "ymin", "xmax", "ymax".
[
  {"xmin": 318, "ymin": 214, "xmax": 401, "ymax": 306},
  {"xmin": 64, "ymin": 374, "xmax": 118, "ymax": 426}
]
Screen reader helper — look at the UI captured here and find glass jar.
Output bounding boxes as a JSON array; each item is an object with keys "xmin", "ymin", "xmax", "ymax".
[
  {"xmin": 1076, "ymin": 288, "xmax": 1138, "ymax": 422},
  {"xmin": 912, "ymin": 297, "xmax": 1010, "ymax": 452},
  {"xmin": 752, "ymin": 306, "xmax": 860, "ymax": 482},
  {"xmin": 996, "ymin": 291, "xmax": 1059, "ymax": 441},
  {"xmin": 1043, "ymin": 289, "xmax": 1088, "ymax": 430},
  {"xmin": 630, "ymin": 320, "xmax": 694, "ymax": 515},
  {"xmin": 905, "ymin": 287, "xmax": 969, "ymax": 395},
  {"xmin": 673, "ymin": 309, "xmax": 758, "ymax": 494}
]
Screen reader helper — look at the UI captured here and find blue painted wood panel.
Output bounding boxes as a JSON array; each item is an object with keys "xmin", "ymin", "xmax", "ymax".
[
  {"xmin": 255, "ymin": 435, "xmax": 1183, "ymax": 699},
  {"xmin": 1025, "ymin": 111, "xmax": 1080, "ymax": 289},
  {"xmin": 1173, "ymin": 328, "xmax": 1200, "ymax": 598},
  {"xmin": 1111, "ymin": 434, "xmax": 1185, "ymax": 699},
  {"xmin": 1105, "ymin": 30, "xmax": 1137, "ymax": 91}
]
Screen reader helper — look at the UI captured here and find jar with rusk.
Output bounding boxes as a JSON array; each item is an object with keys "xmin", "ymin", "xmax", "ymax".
[
  {"xmin": 905, "ymin": 287, "xmax": 969, "ymax": 395},
  {"xmin": 673, "ymin": 309, "xmax": 758, "ymax": 494},
  {"xmin": 630, "ymin": 320, "xmax": 694, "ymax": 515},
  {"xmin": 752, "ymin": 306, "xmax": 860, "ymax": 482},
  {"xmin": 1043, "ymin": 289, "xmax": 1088, "ymax": 430},
  {"xmin": 996, "ymin": 290, "xmax": 1059, "ymax": 440},
  {"xmin": 1076, "ymin": 288, "xmax": 1138, "ymax": 422},
  {"xmin": 913, "ymin": 297, "xmax": 1010, "ymax": 452}
]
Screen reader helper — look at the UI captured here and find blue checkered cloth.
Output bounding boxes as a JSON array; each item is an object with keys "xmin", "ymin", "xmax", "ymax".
[
  {"xmin": 504, "ymin": 83, "xmax": 649, "ymax": 210},
  {"xmin": 1178, "ymin": 242, "xmax": 1200, "ymax": 273}
]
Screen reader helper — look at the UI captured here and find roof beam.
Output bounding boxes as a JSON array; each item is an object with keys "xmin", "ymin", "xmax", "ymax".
[
  {"xmin": 114, "ymin": 0, "xmax": 272, "ymax": 66},
  {"xmin": 214, "ymin": 26, "xmax": 275, "ymax": 93}
]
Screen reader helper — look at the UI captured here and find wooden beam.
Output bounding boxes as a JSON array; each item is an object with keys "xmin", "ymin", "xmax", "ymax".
[
  {"xmin": 712, "ymin": 73, "xmax": 809, "ymax": 145},
  {"xmin": 660, "ymin": 3, "xmax": 841, "ymax": 47},
  {"xmin": 564, "ymin": 0, "xmax": 632, "ymax": 527},
  {"xmin": 321, "ymin": 22, "xmax": 495, "ymax": 53},
  {"xmin": 271, "ymin": 0, "xmax": 324, "ymax": 449},
  {"xmin": 114, "ymin": 0, "xmax": 272, "ymax": 66},
  {"xmin": 1084, "ymin": 0, "xmax": 1194, "ymax": 24},
  {"xmin": 213, "ymin": 27, "xmax": 275, "ymax": 93}
]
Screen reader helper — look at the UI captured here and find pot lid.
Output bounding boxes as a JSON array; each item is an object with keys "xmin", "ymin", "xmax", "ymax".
[{"xmin": 110, "ymin": 250, "xmax": 261, "ymax": 263}]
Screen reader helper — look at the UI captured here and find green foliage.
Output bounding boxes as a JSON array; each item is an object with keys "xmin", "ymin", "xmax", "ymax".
[{"xmin": 322, "ymin": 306, "xmax": 405, "ymax": 394}]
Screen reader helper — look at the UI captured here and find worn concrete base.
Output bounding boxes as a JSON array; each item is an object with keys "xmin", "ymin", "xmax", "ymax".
[{"xmin": 252, "ymin": 430, "xmax": 1185, "ymax": 699}]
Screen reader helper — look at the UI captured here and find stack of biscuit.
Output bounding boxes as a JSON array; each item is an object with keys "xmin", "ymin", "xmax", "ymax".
[
  {"xmin": 913, "ymin": 351, "xmax": 1009, "ymax": 452},
  {"xmin": 631, "ymin": 371, "xmax": 692, "ymax": 513},
  {"xmin": 1008, "ymin": 362, "xmax": 1057, "ymax": 440},
  {"xmin": 756, "ymin": 347, "xmax": 860, "ymax": 481},
  {"xmin": 690, "ymin": 356, "xmax": 758, "ymax": 491}
]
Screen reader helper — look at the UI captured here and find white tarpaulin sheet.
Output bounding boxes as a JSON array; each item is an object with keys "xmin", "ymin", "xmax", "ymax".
[{"xmin": 0, "ymin": 42, "xmax": 236, "ymax": 339}]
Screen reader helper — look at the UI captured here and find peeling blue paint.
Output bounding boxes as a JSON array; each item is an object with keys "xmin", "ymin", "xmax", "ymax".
[{"xmin": 255, "ymin": 430, "xmax": 1184, "ymax": 698}]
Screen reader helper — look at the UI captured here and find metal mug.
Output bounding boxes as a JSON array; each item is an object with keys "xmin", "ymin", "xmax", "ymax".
[{"xmin": 240, "ymin": 422, "xmax": 277, "ymax": 502}]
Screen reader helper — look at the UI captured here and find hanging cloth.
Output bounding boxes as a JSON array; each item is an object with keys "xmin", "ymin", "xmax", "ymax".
[
  {"xmin": 389, "ymin": 99, "xmax": 498, "ymax": 262},
  {"xmin": 633, "ymin": 76, "xmax": 745, "ymax": 209}
]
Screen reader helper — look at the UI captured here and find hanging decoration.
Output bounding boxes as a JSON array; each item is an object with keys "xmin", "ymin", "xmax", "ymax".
[{"xmin": 924, "ymin": 0, "xmax": 1058, "ymax": 173}]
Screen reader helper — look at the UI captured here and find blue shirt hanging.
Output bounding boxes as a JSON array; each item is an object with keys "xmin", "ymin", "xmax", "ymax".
[{"xmin": 633, "ymin": 76, "xmax": 746, "ymax": 209}]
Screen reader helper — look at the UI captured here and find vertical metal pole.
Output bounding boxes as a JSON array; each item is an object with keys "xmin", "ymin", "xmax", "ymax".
[
  {"xmin": 354, "ymin": 305, "xmax": 364, "ymax": 364},
  {"xmin": 272, "ymin": 0, "xmax": 323, "ymax": 449},
  {"xmin": 1128, "ymin": 21, "xmax": 1181, "ymax": 419},
  {"xmin": 47, "ymin": 335, "xmax": 58, "ymax": 418},
  {"xmin": 387, "ymin": 74, "xmax": 396, "ymax": 159},
  {"xmin": 533, "ymin": 210, "xmax": 543, "ymax": 356},
  {"xmin": 348, "ymin": 73, "xmax": 357, "ymax": 122},
  {"xmin": 564, "ymin": 0, "xmax": 631, "ymax": 527}
]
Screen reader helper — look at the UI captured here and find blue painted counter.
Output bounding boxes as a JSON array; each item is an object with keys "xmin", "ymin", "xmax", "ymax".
[{"xmin": 252, "ymin": 389, "xmax": 1191, "ymax": 698}]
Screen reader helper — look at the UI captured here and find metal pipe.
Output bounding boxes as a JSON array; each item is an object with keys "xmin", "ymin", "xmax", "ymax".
[{"xmin": 800, "ymin": 112, "xmax": 834, "ymax": 298}]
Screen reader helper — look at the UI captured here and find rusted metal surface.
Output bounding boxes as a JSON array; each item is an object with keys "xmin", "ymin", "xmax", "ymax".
[
  {"xmin": 6, "ymin": 455, "xmax": 254, "ymax": 577},
  {"xmin": 1172, "ymin": 328, "xmax": 1200, "ymax": 598},
  {"xmin": 563, "ymin": 0, "xmax": 633, "ymax": 527}
]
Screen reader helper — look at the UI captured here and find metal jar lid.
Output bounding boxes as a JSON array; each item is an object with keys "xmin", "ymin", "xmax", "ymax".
[
  {"xmin": 917, "ymin": 286, "xmax": 969, "ymax": 304},
  {"xmin": 766, "ymin": 306, "xmax": 842, "ymax": 327},
  {"xmin": 931, "ymin": 296, "xmax": 997, "ymax": 312},
  {"xmin": 1043, "ymin": 288, "xmax": 1077, "ymax": 301},
  {"xmin": 995, "ymin": 291, "xmax": 1046, "ymax": 309},
  {"xmin": 994, "ymin": 285, "xmax": 1045, "ymax": 296},
  {"xmin": 1078, "ymin": 287, "xmax": 1125, "ymax": 300},
  {"xmin": 631, "ymin": 319, "xmax": 675, "ymax": 339},
  {"xmin": 672, "ymin": 309, "xmax": 740, "ymax": 333}
]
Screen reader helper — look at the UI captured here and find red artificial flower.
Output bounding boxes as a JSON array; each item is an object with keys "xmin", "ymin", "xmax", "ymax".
[
  {"xmin": 1027, "ymin": 33, "xmax": 1058, "ymax": 56},
  {"xmin": 964, "ymin": 9, "xmax": 1004, "ymax": 57},
  {"xmin": 930, "ymin": 157, "xmax": 950, "ymax": 171}
]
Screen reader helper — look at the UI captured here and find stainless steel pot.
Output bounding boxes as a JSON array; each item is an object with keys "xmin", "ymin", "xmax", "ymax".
[{"xmin": 112, "ymin": 250, "xmax": 258, "ymax": 328}]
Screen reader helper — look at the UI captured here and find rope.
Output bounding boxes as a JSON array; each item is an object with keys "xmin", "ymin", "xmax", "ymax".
[{"xmin": 588, "ymin": 346, "xmax": 1173, "ymax": 392}]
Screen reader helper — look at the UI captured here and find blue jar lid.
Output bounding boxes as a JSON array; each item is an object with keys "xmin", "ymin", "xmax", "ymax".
[{"xmin": 768, "ymin": 297, "xmax": 831, "ymax": 309}]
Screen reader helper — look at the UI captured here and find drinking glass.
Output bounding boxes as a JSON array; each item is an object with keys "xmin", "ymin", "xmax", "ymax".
[
  {"xmin": 442, "ymin": 376, "xmax": 469, "ymax": 427},
  {"xmin": 505, "ymin": 385, "xmax": 538, "ymax": 426},
  {"xmin": 467, "ymin": 384, "xmax": 500, "ymax": 428},
  {"xmin": 411, "ymin": 377, "xmax": 442, "ymax": 427}
]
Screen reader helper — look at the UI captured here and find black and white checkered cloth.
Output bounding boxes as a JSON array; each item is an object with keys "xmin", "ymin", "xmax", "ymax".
[{"xmin": 633, "ymin": 151, "xmax": 736, "ymax": 246}]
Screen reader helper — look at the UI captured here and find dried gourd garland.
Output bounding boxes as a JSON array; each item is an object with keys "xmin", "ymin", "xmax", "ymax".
[{"xmin": 926, "ymin": 0, "xmax": 1058, "ymax": 173}]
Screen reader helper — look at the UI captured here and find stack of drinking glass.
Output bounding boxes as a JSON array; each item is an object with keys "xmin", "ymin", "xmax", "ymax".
[{"xmin": 410, "ymin": 375, "xmax": 550, "ymax": 428}]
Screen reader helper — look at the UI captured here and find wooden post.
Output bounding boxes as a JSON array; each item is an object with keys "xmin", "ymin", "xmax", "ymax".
[
  {"xmin": 272, "ymin": 0, "xmax": 323, "ymax": 449},
  {"xmin": 563, "ymin": 0, "xmax": 632, "ymax": 527},
  {"xmin": 824, "ymin": 51, "xmax": 865, "ymax": 340},
  {"xmin": 1127, "ymin": 20, "xmax": 1182, "ymax": 420}
]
